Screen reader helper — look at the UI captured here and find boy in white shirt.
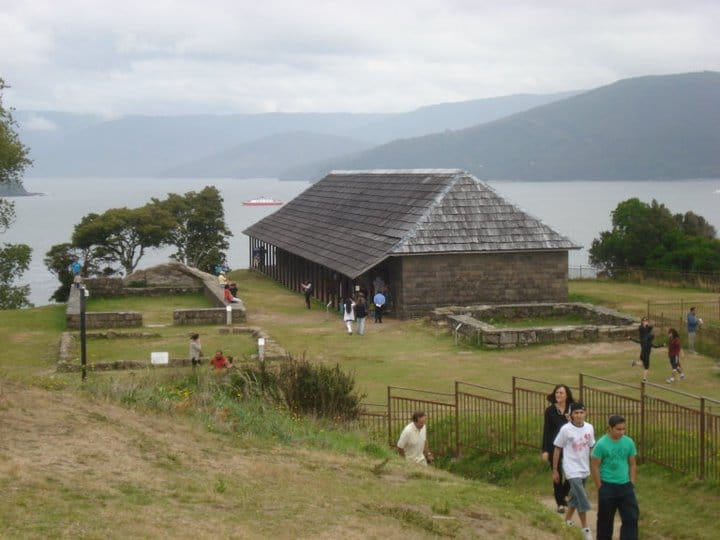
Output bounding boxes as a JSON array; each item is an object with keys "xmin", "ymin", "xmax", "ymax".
[{"xmin": 553, "ymin": 402, "xmax": 595, "ymax": 540}]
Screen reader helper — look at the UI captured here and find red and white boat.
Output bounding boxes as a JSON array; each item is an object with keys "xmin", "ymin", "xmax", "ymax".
[{"xmin": 242, "ymin": 196, "xmax": 283, "ymax": 206}]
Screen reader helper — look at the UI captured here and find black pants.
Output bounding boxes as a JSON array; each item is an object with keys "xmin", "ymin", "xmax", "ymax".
[
  {"xmin": 374, "ymin": 304, "xmax": 383, "ymax": 322},
  {"xmin": 304, "ymin": 293, "xmax": 311, "ymax": 309},
  {"xmin": 548, "ymin": 456, "xmax": 570, "ymax": 506},
  {"xmin": 597, "ymin": 482, "xmax": 638, "ymax": 540}
]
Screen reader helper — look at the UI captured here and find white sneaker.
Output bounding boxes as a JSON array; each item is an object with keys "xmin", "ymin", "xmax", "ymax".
[
  {"xmin": 565, "ymin": 520, "xmax": 574, "ymax": 527},
  {"xmin": 666, "ymin": 377, "xmax": 675, "ymax": 383},
  {"xmin": 582, "ymin": 527, "xmax": 593, "ymax": 540},
  {"xmin": 679, "ymin": 373, "xmax": 686, "ymax": 380}
]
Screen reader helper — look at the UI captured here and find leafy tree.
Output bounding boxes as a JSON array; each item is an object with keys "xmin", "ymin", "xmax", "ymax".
[
  {"xmin": 0, "ymin": 78, "xmax": 33, "ymax": 308},
  {"xmin": 590, "ymin": 198, "xmax": 720, "ymax": 274},
  {"xmin": 72, "ymin": 204, "xmax": 174, "ymax": 275},
  {"xmin": 153, "ymin": 186, "xmax": 232, "ymax": 272},
  {"xmin": 43, "ymin": 243, "xmax": 99, "ymax": 302},
  {"xmin": 0, "ymin": 243, "xmax": 32, "ymax": 308}
]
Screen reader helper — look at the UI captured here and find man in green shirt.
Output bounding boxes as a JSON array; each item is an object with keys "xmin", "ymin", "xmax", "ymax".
[{"xmin": 591, "ymin": 414, "xmax": 639, "ymax": 540}]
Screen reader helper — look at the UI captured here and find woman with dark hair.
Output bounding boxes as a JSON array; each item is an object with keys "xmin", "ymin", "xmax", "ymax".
[
  {"xmin": 666, "ymin": 328, "xmax": 685, "ymax": 383},
  {"xmin": 542, "ymin": 384, "xmax": 576, "ymax": 513},
  {"xmin": 342, "ymin": 297, "xmax": 355, "ymax": 335}
]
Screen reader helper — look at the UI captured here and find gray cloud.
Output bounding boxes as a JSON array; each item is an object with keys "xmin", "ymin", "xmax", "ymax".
[{"xmin": 2, "ymin": 0, "xmax": 719, "ymax": 115}]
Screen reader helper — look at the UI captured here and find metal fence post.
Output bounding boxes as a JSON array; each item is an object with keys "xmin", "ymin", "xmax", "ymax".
[
  {"xmin": 640, "ymin": 380, "xmax": 646, "ymax": 463},
  {"xmin": 455, "ymin": 381, "xmax": 460, "ymax": 457},
  {"xmin": 511, "ymin": 377, "xmax": 517, "ymax": 455},
  {"xmin": 579, "ymin": 373, "xmax": 584, "ymax": 403},
  {"xmin": 700, "ymin": 397, "xmax": 706, "ymax": 480},
  {"xmin": 387, "ymin": 386, "xmax": 392, "ymax": 448}
]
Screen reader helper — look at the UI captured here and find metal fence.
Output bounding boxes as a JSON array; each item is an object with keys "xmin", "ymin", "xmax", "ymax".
[
  {"xmin": 648, "ymin": 298, "xmax": 720, "ymax": 357},
  {"xmin": 359, "ymin": 374, "xmax": 720, "ymax": 480},
  {"xmin": 569, "ymin": 265, "xmax": 720, "ymax": 290}
]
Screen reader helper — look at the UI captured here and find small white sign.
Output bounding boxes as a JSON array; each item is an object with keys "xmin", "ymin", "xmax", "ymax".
[
  {"xmin": 258, "ymin": 338, "xmax": 265, "ymax": 347},
  {"xmin": 151, "ymin": 352, "xmax": 169, "ymax": 365}
]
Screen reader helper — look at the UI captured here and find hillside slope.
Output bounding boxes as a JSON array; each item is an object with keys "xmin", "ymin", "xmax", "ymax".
[
  {"xmin": 286, "ymin": 71, "xmax": 720, "ymax": 181},
  {"xmin": 0, "ymin": 380, "xmax": 571, "ymax": 539}
]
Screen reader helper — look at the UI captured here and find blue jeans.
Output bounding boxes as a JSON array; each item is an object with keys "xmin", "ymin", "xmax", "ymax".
[
  {"xmin": 356, "ymin": 317, "xmax": 366, "ymax": 335},
  {"xmin": 597, "ymin": 482, "xmax": 638, "ymax": 540}
]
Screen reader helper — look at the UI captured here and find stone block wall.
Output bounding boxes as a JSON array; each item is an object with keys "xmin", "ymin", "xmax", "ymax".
[
  {"xmin": 173, "ymin": 307, "xmax": 246, "ymax": 325},
  {"xmin": 397, "ymin": 251, "xmax": 568, "ymax": 319},
  {"xmin": 67, "ymin": 311, "xmax": 142, "ymax": 329},
  {"xmin": 431, "ymin": 303, "xmax": 637, "ymax": 348}
]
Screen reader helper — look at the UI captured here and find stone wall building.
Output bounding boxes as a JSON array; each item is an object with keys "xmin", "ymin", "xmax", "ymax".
[{"xmin": 243, "ymin": 169, "xmax": 579, "ymax": 319}]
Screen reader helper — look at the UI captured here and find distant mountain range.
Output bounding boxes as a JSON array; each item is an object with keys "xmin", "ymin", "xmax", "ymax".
[
  {"xmin": 12, "ymin": 71, "xmax": 720, "ymax": 183},
  {"xmin": 15, "ymin": 91, "xmax": 577, "ymax": 178},
  {"xmin": 287, "ymin": 71, "xmax": 720, "ymax": 181}
]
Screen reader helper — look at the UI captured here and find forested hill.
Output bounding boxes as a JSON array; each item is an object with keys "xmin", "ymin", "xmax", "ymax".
[{"xmin": 284, "ymin": 71, "xmax": 720, "ymax": 181}]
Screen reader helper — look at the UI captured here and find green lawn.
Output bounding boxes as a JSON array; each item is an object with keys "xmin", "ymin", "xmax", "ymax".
[{"xmin": 2, "ymin": 272, "xmax": 719, "ymax": 539}]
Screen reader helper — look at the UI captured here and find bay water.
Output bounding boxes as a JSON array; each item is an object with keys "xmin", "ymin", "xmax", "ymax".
[{"xmin": 3, "ymin": 177, "xmax": 719, "ymax": 307}]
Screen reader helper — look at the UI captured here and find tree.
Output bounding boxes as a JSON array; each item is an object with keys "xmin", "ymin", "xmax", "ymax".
[
  {"xmin": 72, "ymin": 204, "xmax": 174, "ymax": 275},
  {"xmin": 153, "ymin": 186, "xmax": 232, "ymax": 272},
  {"xmin": 590, "ymin": 198, "xmax": 720, "ymax": 274},
  {"xmin": 0, "ymin": 78, "xmax": 33, "ymax": 308},
  {"xmin": 43, "ymin": 243, "xmax": 99, "ymax": 302}
]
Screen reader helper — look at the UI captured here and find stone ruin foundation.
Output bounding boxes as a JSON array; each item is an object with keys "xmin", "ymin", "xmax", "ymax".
[{"xmin": 429, "ymin": 302, "xmax": 637, "ymax": 348}]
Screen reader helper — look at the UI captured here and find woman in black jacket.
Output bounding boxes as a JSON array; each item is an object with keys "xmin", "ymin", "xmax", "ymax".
[{"xmin": 541, "ymin": 384, "xmax": 575, "ymax": 513}]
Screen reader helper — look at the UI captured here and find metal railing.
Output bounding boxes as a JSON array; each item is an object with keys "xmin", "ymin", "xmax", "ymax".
[{"xmin": 359, "ymin": 374, "xmax": 720, "ymax": 480}]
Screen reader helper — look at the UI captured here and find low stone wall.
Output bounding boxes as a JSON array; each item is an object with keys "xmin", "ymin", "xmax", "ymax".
[
  {"xmin": 57, "ymin": 324, "xmax": 284, "ymax": 371},
  {"xmin": 218, "ymin": 326, "xmax": 287, "ymax": 360},
  {"xmin": 430, "ymin": 302, "xmax": 637, "ymax": 348},
  {"xmin": 174, "ymin": 307, "xmax": 246, "ymax": 325},
  {"xmin": 65, "ymin": 262, "xmax": 246, "ymax": 328}
]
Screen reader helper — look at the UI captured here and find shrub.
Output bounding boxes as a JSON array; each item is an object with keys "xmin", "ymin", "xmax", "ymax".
[
  {"xmin": 225, "ymin": 356, "xmax": 365, "ymax": 421},
  {"xmin": 277, "ymin": 358, "xmax": 365, "ymax": 421}
]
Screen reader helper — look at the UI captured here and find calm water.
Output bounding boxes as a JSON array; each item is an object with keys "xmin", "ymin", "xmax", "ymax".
[{"xmin": 3, "ymin": 177, "xmax": 720, "ymax": 306}]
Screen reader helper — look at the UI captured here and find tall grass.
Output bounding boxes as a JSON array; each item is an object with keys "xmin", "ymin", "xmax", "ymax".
[{"xmin": 82, "ymin": 364, "xmax": 381, "ymax": 458}]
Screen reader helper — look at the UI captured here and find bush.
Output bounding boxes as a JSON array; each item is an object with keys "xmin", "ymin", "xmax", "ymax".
[{"xmin": 226, "ymin": 357, "xmax": 364, "ymax": 421}]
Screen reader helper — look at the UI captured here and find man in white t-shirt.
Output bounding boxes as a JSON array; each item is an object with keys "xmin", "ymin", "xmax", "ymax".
[
  {"xmin": 553, "ymin": 402, "xmax": 595, "ymax": 540},
  {"xmin": 396, "ymin": 411, "xmax": 433, "ymax": 465}
]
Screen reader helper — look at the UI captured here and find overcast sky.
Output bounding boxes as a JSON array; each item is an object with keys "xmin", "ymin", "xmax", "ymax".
[{"xmin": 2, "ymin": 0, "xmax": 719, "ymax": 118}]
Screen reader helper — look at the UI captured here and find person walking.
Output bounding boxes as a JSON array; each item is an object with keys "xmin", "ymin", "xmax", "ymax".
[
  {"xmin": 553, "ymin": 402, "xmax": 595, "ymax": 540},
  {"xmin": 666, "ymin": 328, "xmax": 685, "ymax": 383},
  {"xmin": 630, "ymin": 317, "xmax": 661, "ymax": 382},
  {"xmin": 686, "ymin": 307, "xmax": 701, "ymax": 354},
  {"xmin": 591, "ymin": 415, "xmax": 639, "ymax": 540},
  {"xmin": 542, "ymin": 384, "xmax": 576, "ymax": 513},
  {"xmin": 342, "ymin": 297, "xmax": 355, "ymax": 335},
  {"xmin": 301, "ymin": 279, "xmax": 313, "ymax": 309},
  {"xmin": 373, "ymin": 290, "xmax": 386, "ymax": 323},
  {"xmin": 189, "ymin": 333, "xmax": 202, "ymax": 367},
  {"xmin": 396, "ymin": 411, "xmax": 433, "ymax": 465},
  {"xmin": 354, "ymin": 295, "xmax": 368, "ymax": 335}
]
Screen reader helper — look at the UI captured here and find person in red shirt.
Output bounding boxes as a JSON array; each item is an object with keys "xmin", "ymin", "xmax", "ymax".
[
  {"xmin": 666, "ymin": 328, "xmax": 685, "ymax": 383},
  {"xmin": 210, "ymin": 350, "xmax": 229, "ymax": 370},
  {"xmin": 224, "ymin": 284, "xmax": 240, "ymax": 304}
]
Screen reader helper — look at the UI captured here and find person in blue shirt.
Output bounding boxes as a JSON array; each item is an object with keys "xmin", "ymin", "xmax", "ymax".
[
  {"xmin": 373, "ymin": 290, "xmax": 386, "ymax": 323},
  {"xmin": 686, "ymin": 307, "xmax": 701, "ymax": 354}
]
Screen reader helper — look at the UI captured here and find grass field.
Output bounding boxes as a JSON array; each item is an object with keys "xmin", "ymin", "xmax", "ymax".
[{"xmin": 2, "ymin": 271, "xmax": 719, "ymax": 539}]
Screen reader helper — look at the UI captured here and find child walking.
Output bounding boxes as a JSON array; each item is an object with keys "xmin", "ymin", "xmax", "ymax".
[
  {"xmin": 666, "ymin": 328, "xmax": 685, "ymax": 383},
  {"xmin": 591, "ymin": 415, "xmax": 639, "ymax": 540},
  {"xmin": 552, "ymin": 402, "xmax": 595, "ymax": 540}
]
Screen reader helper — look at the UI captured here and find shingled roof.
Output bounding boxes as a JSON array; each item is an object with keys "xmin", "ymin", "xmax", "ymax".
[{"xmin": 243, "ymin": 169, "xmax": 579, "ymax": 278}]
